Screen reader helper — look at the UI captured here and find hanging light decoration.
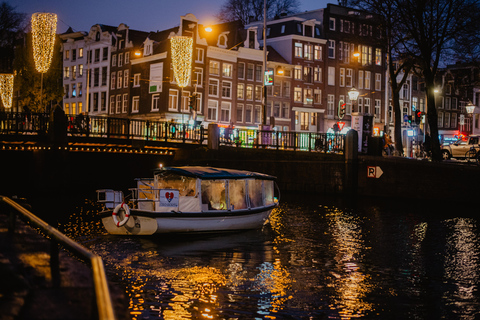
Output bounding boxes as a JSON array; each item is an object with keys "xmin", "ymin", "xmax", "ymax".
[
  {"xmin": 0, "ymin": 74, "xmax": 14, "ymax": 109},
  {"xmin": 170, "ymin": 36, "xmax": 193, "ymax": 88},
  {"xmin": 31, "ymin": 12, "xmax": 57, "ymax": 73}
]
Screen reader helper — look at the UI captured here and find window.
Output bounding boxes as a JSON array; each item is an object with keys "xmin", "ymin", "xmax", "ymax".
[
  {"xmin": 365, "ymin": 71, "xmax": 371, "ymax": 90},
  {"xmin": 314, "ymin": 45, "xmax": 322, "ymax": 60},
  {"xmin": 64, "ymin": 103, "xmax": 69, "ymax": 114},
  {"xmin": 101, "ymin": 92, "xmax": 106, "ymax": 111},
  {"xmin": 304, "ymin": 45, "xmax": 313, "ymax": 60},
  {"xmin": 300, "ymin": 112, "xmax": 309, "ymax": 130},
  {"xmin": 152, "ymin": 94, "xmax": 160, "ymax": 111},
  {"xmin": 294, "ymin": 87, "xmax": 302, "ymax": 102},
  {"xmin": 375, "ymin": 99, "xmax": 381, "ymax": 121},
  {"xmin": 65, "ymin": 50, "xmax": 70, "ymax": 60},
  {"xmin": 78, "ymin": 83, "xmax": 82, "ymax": 97},
  {"xmin": 194, "ymin": 67, "xmax": 203, "ymax": 87},
  {"xmin": 328, "ymin": 40, "xmax": 335, "ymax": 59},
  {"xmin": 64, "ymin": 67, "xmax": 70, "ymax": 79},
  {"xmin": 116, "ymin": 94, "xmax": 121, "ymax": 113},
  {"xmin": 339, "ymin": 68, "xmax": 345, "ymax": 87},
  {"xmin": 103, "ymin": 47, "xmax": 108, "ymax": 61},
  {"xmin": 328, "ymin": 67, "xmax": 335, "ymax": 86},
  {"xmin": 117, "ymin": 71, "xmax": 122, "ymax": 89},
  {"xmin": 358, "ymin": 97, "xmax": 364, "ymax": 114},
  {"xmin": 122, "ymin": 94, "xmax": 128, "ymax": 113},
  {"xmin": 168, "ymin": 90, "xmax": 178, "ymax": 111},
  {"xmin": 112, "ymin": 54, "xmax": 117, "ymax": 67},
  {"xmin": 124, "ymin": 70, "xmax": 129, "ymax": 88},
  {"xmin": 209, "ymin": 60, "xmax": 220, "ymax": 75},
  {"xmin": 182, "ymin": 91, "xmax": 190, "ymax": 112},
  {"xmin": 220, "ymin": 102, "xmax": 231, "ymax": 122},
  {"xmin": 254, "ymin": 105, "xmax": 261, "ymax": 124},
  {"xmin": 94, "ymin": 68, "xmax": 99, "ymax": 87},
  {"xmin": 72, "ymin": 83, "xmax": 77, "ymax": 97},
  {"xmin": 255, "ymin": 65, "xmax": 262, "ymax": 82},
  {"xmin": 361, "ymin": 45, "xmax": 372, "ymax": 66},
  {"xmin": 294, "ymin": 65, "xmax": 302, "ymax": 80},
  {"xmin": 273, "ymin": 101, "xmax": 280, "ymax": 117},
  {"xmin": 237, "ymin": 83, "xmax": 244, "ymax": 99},
  {"xmin": 295, "ymin": 43, "xmax": 303, "ymax": 58},
  {"xmin": 255, "ymin": 85, "xmax": 262, "ymax": 101},
  {"xmin": 134, "ymin": 73, "xmax": 140, "ymax": 87},
  {"xmin": 245, "ymin": 105, "xmax": 253, "ymax": 123},
  {"xmin": 223, "ymin": 63, "xmax": 233, "ymax": 77},
  {"xmin": 329, "ymin": 17, "xmax": 336, "ymax": 30},
  {"xmin": 247, "ymin": 64, "xmax": 254, "ymax": 80},
  {"xmin": 452, "ymin": 97, "xmax": 458, "ymax": 109},
  {"xmin": 375, "ymin": 73, "xmax": 381, "ymax": 91},
  {"xmin": 375, "ymin": 48, "xmax": 382, "ymax": 66},
  {"xmin": 94, "ymin": 49, "xmax": 100, "ymax": 62},
  {"xmin": 111, "ymin": 73, "xmax": 116, "ymax": 90},
  {"xmin": 281, "ymin": 25, "xmax": 285, "ymax": 34},
  {"xmin": 282, "ymin": 102, "xmax": 289, "ymax": 118},
  {"xmin": 246, "ymin": 84, "xmax": 253, "ymax": 100},
  {"xmin": 118, "ymin": 53, "xmax": 123, "ymax": 67},
  {"xmin": 314, "ymin": 89, "xmax": 322, "ymax": 104},
  {"xmin": 238, "ymin": 62, "xmax": 245, "ymax": 79},
  {"xmin": 64, "ymin": 84, "xmax": 69, "ymax": 98},
  {"xmin": 327, "ymin": 95, "xmax": 335, "ymax": 116},
  {"xmin": 79, "ymin": 48, "xmax": 83, "ymax": 58},
  {"xmin": 283, "ymin": 81, "xmax": 290, "ymax": 97},
  {"xmin": 304, "ymin": 88, "xmax": 313, "ymax": 105},
  {"xmin": 222, "ymin": 81, "xmax": 232, "ymax": 98},
  {"xmin": 314, "ymin": 66, "xmax": 322, "ymax": 82},
  {"xmin": 452, "ymin": 113, "xmax": 457, "ymax": 129},
  {"xmin": 79, "ymin": 64, "xmax": 83, "ymax": 77},
  {"xmin": 237, "ymin": 104, "xmax": 244, "ymax": 123},
  {"xmin": 445, "ymin": 97, "xmax": 451, "ymax": 110},
  {"xmin": 209, "ymin": 79, "xmax": 219, "ymax": 96},
  {"xmin": 196, "ymin": 48, "xmax": 204, "ymax": 63},
  {"xmin": 132, "ymin": 96, "xmax": 139, "ymax": 113},
  {"xmin": 364, "ymin": 98, "xmax": 371, "ymax": 114},
  {"xmin": 438, "ymin": 111, "xmax": 444, "ymax": 127},
  {"xmin": 358, "ymin": 70, "xmax": 364, "ymax": 89},
  {"xmin": 71, "ymin": 66, "xmax": 76, "ymax": 80},
  {"xmin": 304, "ymin": 66, "xmax": 313, "ymax": 83},
  {"xmin": 109, "ymin": 96, "xmax": 115, "ymax": 114},
  {"xmin": 445, "ymin": 112, "xmax": 450, "ymax": 128},
  {"xmin": 125, "ymin": 52, "xmax": 130, "ymax": 64},
  {"xmin": 346, "ymin": 69, "xmax": 352, "ymax": 87},
  {"xmin": 207, "ymin": 100, "xmax": 218, "ymax": 121}
]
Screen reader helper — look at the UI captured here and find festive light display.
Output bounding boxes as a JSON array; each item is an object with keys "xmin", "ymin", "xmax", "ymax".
[
  {"xmin": 0, "ymin": 74, "xmax": 14, "ymax": 109},
  {"xmin": 170, "ymin": 36, "xmax": 193, "ymax": 87},
  {"xmin": 31, "ymin": 13, "xmax": 57, "ymax": 73}
]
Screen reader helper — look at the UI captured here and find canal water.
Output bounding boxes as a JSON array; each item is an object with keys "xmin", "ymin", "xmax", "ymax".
[{"xmin": 60, "ymin": 194, "xmax": 480, "ymax": 320}]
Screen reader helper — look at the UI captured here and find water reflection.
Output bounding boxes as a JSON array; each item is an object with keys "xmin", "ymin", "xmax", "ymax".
[{"xmin": 62, "ymin": 197, "xmax": 480, "ymax": 319}]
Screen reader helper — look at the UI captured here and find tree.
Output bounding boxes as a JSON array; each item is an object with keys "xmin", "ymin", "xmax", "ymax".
[
  {"xmin": 349, "ymin": 0, "xmax": 414, "ymax": 155},
  {"xmin": 216, "ymin": 0, "xmax": 300, "ymax": 25},
  {"xmin": 397, "ymin": 0, "xmax": 480, "ymax": 161}
]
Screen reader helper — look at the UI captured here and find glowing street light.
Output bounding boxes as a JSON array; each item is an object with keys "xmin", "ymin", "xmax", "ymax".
[{"xmin": 348, "ymin": 87, "xmax": 359, "ymax": 113}]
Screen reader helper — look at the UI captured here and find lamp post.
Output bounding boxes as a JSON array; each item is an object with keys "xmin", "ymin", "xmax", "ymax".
[
  {"xmin": 466, "ymin": 101, "xmax": 476, "ymax": 134},
  {"xmin": 348, "ymin": 87, "xmax": 359, "ymax": 113}
]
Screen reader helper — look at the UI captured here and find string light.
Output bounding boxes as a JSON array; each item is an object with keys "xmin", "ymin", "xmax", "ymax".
[
  {"xmin": 31, "ymin": 13, "xmax": 57, "ymax": 73},
  {"xmin": 170, "ymin": 36, "xmax": 193, "ymax": 87},
  {"xmin": 0, "ymin": 74, "xmax": 13, "ymax": 109}
]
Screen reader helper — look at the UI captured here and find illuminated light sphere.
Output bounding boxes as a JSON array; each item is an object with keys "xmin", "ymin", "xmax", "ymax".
[
  {"xmin": 31, "ymin": 12, "xmax": 57, "ymax": 73},
  {"xmin": 170, "ymin": 36, "xmax": 193, "ymax": 88},
  {"xmin": 0, "ymin": 74, "xmax": 14, "ymax": 108}
]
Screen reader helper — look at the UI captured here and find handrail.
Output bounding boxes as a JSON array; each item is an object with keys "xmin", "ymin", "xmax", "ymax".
[{"xmin": 0, "ymin": 196, "xmax": 116, "ymax": 320}]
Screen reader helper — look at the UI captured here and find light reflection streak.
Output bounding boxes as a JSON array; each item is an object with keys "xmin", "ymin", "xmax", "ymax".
[
  {"xmin": 326, "ymin": 208, "xmax": 374, "ymax": 319},
  {"xmin": 443, "ymin": 218, "xmax": 480, "ymax": 317}
]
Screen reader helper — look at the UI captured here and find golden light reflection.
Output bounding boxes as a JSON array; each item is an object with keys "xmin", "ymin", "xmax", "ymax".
[
  {"xmin": 443, "ymin": 218, "xmax": 480, "ymax": 314},
  {"xmin": 253, "ymin": 260, "xmax": 293, "ymax": 313},
  {"xmin": 326, "ymin": 207, "xmax": 374, "ymax": 319}
]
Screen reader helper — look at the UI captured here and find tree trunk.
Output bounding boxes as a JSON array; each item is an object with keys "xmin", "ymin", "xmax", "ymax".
[
  {"xmin": 424, "ymin": 72, "xmax": 441, "ymax": 161},
  {"xmin": 392, "ymin": 90, "xmax": 403, "ymax": 155}
]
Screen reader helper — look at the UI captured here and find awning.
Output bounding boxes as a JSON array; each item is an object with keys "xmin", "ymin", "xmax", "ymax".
[{"xmin": 292, "ymin": 107, "xmax": 325, "ymax": 113}]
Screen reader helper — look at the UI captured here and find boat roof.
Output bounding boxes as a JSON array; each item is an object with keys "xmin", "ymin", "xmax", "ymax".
[{"xmin": 155, "ymin": 166, "xmax": 276, "ymax": 180}]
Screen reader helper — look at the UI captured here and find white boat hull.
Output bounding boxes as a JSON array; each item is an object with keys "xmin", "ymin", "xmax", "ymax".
[{"xmin": 101, "ymin": 208, "xmax": 273, "ymax": 235}]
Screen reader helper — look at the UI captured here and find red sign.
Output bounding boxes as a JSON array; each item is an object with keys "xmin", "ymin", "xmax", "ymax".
[{"xmin": 337, "ymin": 121, "xmax": 345, "ymax": 131}]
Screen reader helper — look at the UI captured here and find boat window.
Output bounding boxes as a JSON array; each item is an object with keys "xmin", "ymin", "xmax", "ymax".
[
  {"xmin": 155, "ymin": 175, "xmax": 197, "ymax": 197},
  {"xmin": 229, "ymin": 180, "xmax": 247, "ymax": 210},
  {"xmin": 201, "ymin": 180, "xmax": 226, "ymax": 210},
  {"xmin": 264, "ymin": 180, "xmax": 274, "ymax": 205},
  {"xmin": 248, "ymin": 180, "xmax": 263, "ymax": 208}
]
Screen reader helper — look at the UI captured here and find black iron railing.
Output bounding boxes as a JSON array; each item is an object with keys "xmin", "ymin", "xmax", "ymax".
[{"xmin": 0, "ymin": 112, "xmax": 345, "ymax": 153}]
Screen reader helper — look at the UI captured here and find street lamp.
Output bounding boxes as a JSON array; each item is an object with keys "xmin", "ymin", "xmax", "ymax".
[
  {"xmin": 348, "ymin": 87, "xmax": 359, "ymax": 113},
  {"xmin": 466, "ymin": 101, "xmax": 476, "ymax": 134}
]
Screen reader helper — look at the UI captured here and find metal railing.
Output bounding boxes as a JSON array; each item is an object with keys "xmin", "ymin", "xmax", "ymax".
[
  {"xmin": 219, "ymin": 128, "xmax": 345, "ymax": 153},
  {"xmin": 1, "ymin": 196, "xmax": 115, "ymax": 320},
  {"xmin": 0, "ymin": 112, "xmax": 345, "ymax": 154}
]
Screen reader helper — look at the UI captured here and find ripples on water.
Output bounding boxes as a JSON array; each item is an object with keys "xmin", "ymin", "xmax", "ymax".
[{"xmin": 62, "ymin": 196, "xmax": 480, "ymax": 319}]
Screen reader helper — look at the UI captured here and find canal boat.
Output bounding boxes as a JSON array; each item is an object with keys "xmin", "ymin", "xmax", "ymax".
[{"xmin": 96, "ymin": 166, "xmax": 279, "ymax": 235}]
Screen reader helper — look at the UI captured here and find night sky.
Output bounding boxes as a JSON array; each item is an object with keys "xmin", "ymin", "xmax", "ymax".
[{"xmin": 10, "ymin": 0, "xmax": 331, "ymax": 34}]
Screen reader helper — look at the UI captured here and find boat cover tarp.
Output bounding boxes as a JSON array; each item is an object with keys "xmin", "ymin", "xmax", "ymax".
[{"xmin": 155, "ymin": 166, "xmax": 276, "ymax": 180}]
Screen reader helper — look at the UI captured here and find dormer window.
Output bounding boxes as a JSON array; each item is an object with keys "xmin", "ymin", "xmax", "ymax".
[
  {"xmin": 329, "ymin": 17, "xmax": 336, "ymax": 31},
  {"xmin": 96, "ymin": 31, "xmax": 100, "ymax": 41},
  {"xmin": 218, "ymin": 34, "xmax": 228, "ymax": 48},
  {"xmin": 281, "ymin": 25, "xmax": 285, "ymax": 34}
]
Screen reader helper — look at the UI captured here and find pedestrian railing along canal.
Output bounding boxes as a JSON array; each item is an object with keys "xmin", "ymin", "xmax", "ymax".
[
  {"xmin": 0, "ymin": 196, "xmax": 115, "ymax": 320},
  {"xmin": 0, "ymin": 112, "xmax": 345, "ymax": 154}
]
